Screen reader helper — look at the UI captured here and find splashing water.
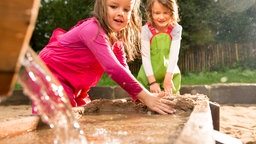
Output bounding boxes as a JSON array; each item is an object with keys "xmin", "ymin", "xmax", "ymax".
[{"xmin": 17, "ymin": 48, "xmax": 87, "ymax": 144}]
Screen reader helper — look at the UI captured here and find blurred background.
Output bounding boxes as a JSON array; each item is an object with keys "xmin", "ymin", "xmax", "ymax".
[{"xmin": 29, "ymin": 0, "xmax": 256, "ymax": 85}]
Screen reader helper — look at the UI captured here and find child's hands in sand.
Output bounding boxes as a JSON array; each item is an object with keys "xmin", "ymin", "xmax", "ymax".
[{"xmin": 137, "ymin": 91, "xmax": 176, "ymax": 115}]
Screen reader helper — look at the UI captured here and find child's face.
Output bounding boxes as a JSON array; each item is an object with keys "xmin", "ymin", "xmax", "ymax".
[
  {"xmin": 151, "ymin": 0, "xmax": 172, "ymax": 32},
  {"xmin": 106, "ymin": 0, "xmax": 135, "ymax": 32}
]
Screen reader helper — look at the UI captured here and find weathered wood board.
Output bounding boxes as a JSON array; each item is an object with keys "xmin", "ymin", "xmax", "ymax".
[{"xmin": 0, "ymin": 0, "xmax": 40, "ymax": 96}]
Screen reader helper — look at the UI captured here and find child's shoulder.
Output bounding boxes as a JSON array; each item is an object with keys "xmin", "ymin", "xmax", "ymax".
[
  {"xmin": 171, "ymin": 23, "xmax": 182, "ymax": 39},
  {"xmin": 172, "ymin": 23, "xmax": 182, "ymax": 32},
  {"xmin": 75, "ymin": 17, "xmax": 98, "ymax": 29},
  {"xmin": 73, "ymin": 17, "xmax": 104, "ymax": 34}
]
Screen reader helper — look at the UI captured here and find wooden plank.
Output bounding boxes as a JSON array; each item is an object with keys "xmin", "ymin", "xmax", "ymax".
[
  {"xmin": 210, "ymin": 101, "xmax": 220, "ymax": 131},
  {"xmin": 174, "ymin": 100, "xmax": 215, "ymax": 144},
  {"xmin": 0, "ymin": 116, "xmax": 40, "ymax": 139},
  {"xmin": 0, "ymin": 0, "xmax": 40, "ymax": 96}
]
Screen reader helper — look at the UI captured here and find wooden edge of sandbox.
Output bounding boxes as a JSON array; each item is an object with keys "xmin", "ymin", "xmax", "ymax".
[
  {"xmin": 0, "ymin": 115, "xmax": 40, "ymax": 139},
  {"xmin": 174, "ymin": 100, "xmax": 215, "ymax": 144}
]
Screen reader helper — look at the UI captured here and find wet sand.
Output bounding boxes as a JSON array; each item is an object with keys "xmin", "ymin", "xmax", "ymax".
[{"xmin": 0, "ymin": 103, "xmax": 256, "ymax": 143}]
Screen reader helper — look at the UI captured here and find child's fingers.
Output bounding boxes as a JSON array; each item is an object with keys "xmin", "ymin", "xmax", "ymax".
[
  {"xmin": 161, "ymin": 98, "xmax": 176, "ymax": 106},
  {"xmin": 157, "ymin": 92, "xmax": 166, "ymax": 98}
]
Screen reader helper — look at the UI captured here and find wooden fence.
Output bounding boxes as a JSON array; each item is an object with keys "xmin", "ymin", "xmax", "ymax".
[{"xmin": 129, "ymin": 42, "xmax": 256, "ymax": 74}]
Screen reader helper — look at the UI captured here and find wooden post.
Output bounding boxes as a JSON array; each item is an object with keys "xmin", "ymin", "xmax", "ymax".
[{"xmin": 209, "ymin": 101, "xmax": 220, "ymax": 131}]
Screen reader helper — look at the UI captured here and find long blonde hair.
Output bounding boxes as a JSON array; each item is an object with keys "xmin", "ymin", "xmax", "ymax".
[
  {"xmin": 146, "ymin": 0, "xmax": 180, "ymax": 26},
  {"xmin": 93, "ymin": 0, "xmax": 142, "ymax": 61}
]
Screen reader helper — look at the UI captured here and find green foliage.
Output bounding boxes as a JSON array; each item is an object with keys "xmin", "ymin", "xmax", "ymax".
[
  {"xmin": 30, "ymin": 0, "xmax": 95, "ymax": 51},
  {"xmin": 178, "ymin": 0, "xmax": 256, "ymax": 49},
  {"xmin": 29, "ymin": 0, "xmax": 256, "ymax": 72},
  {"xmin": 178, "ymin": 0, "xmax": 221, "ymax": 48},
  {"xmin": 31, "ymin": 0, "xmax": 256, "ymax": 52}
]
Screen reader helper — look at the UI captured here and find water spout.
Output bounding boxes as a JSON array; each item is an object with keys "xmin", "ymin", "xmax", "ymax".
[
  {"xmin": 0, "ymin": 0, "xmax": 87, "ymax": 143},
  {"xmin": 18, "ymin": 47, "xmax": 87, "ymax": 144}
]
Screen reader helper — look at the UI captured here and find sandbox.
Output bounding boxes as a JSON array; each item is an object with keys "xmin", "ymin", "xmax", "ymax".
[{"xmin": 0, "ymin": 93, "xmax": 215, "ymax": 144}]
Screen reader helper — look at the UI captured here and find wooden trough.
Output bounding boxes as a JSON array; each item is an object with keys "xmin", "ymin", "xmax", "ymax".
[
  {"xmin": 0, "ymin": 0, "xmax": 40, "ymax": 97},
  {"xmin": 73, "ymin": 94, "xmax": 217, "ymax": 144},
  {"xmin": 0, "ymin": 93, "xmax": 217, "ymax": 144}
]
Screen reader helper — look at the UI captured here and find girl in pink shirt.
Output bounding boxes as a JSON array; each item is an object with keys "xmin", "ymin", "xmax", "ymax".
[{"xmin": 38, "ymin": 0, "xmax": 175, "ymax": 115}]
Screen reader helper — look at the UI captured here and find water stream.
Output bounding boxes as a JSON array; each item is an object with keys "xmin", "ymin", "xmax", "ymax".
[{"xmin": 17, "ymin": 48, "xmax": 87, "ymax": 144}]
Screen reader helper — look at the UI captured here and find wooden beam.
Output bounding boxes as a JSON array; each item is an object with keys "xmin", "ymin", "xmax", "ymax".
[
  {"xmin": 174, "ymin": 100, "xmax": 215, "ymax": 144},
  {"xmin": 0, "ymin": 0, "xmax": 40, "ymax": 97}
]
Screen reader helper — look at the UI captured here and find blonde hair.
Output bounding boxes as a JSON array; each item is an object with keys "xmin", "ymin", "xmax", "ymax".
[
  {"xmin": 146, "ymin": 0, "xmax": 180, "ymax": 26},
  {"xmin": 93, "ymin": 0, "xmax": 142, "ymax": 61}
]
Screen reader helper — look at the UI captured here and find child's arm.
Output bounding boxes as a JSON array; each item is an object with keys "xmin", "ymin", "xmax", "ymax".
[
  {"xmin": 166, "ymin": 24, "xmax": 182, "ymax": 73},
  {"xmin": 164, "ymin": 24, "xmax": 182, "ymax": 93},
  {"xmin": 112, "ymin": 41, "xmax": 129, "ymax": 69},
  {"xmin": 141, "ymin": 26, "xmax": 154, "ymax": 77},
  {"xmin": 163, "ymin": 72, "xmax": 176, "ymax": 94},
  {"xmin": 147, "ymin": 75, "xmax": 161, "ymax": 93}
]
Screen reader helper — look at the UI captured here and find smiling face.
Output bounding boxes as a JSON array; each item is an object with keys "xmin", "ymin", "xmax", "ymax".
[
  {"xmin": 106, "ymin": 0, "xmax": 135, "ymax": 32},
  {"xmin": 151, "ymin": 0, "xmax": 172, "ymax": 32}
]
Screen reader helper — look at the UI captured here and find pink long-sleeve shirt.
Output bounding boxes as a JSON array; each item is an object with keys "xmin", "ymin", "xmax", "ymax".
[{"xmin": 39, "ymin": 17, "xmax": 143, "ymax": 106}]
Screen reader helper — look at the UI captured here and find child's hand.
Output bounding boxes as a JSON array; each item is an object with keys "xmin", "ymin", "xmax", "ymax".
[
  {"xmin": 137, "ymin": 91, "xmax": 176, "ymax": 114},
  {"xmin": 163, "ymin": 76, "xmax": 176, "ymax": 95},
  {"xmin": 149, "ymin": 82, "xmax": 161, "ymax": 93}
]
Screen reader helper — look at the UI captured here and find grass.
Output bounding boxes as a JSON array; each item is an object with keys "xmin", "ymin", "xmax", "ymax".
[
  {"xmin": 97, "ymin": 68, "xmax": 256, "ymax": 86},
  {"xmin": 181, "ymin": 68, "xmax": 256, "ymax": 85},
  {"xmin": 96, "ymin": 74, "xmax": 118, "ymax": 86},
  {"xmin": 15, "ymin": 68, "xmax": 256, "ymax": 88}
]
